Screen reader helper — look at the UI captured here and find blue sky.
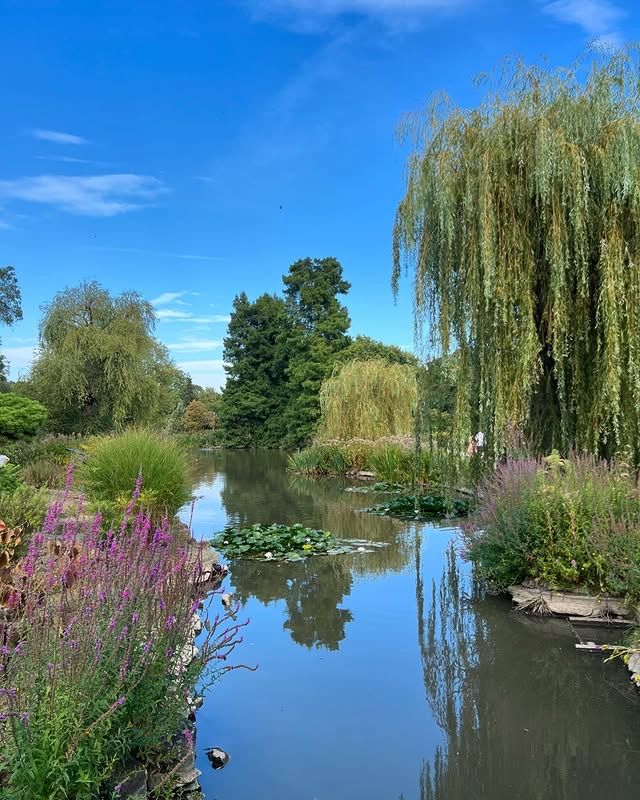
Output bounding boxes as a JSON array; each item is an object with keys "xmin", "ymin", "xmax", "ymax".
[{"xmin": 0, "ymin": 0, "xmax": 637, "ymax": 389}]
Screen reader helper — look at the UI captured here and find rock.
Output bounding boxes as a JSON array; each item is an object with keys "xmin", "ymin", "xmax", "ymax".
[
  {"xmin": 205, "ymin": 747, "xmax": 229, "ymax": 770},
  {"xmin": 149, "ymin": 730, "xmax": 201, "ymax": 792},
  {"xmin": 627, "ymin": 652, "xmax": 640, "ymax": 676},
  {"xmin": 111, "ymin": 760, "xmax": 148, "ymax": 799}
]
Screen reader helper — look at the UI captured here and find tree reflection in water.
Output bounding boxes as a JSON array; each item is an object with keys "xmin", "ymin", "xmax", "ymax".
[
  {"xmin": 414, "ymin": 527, "xmax": 640, "ymax": 800},
  {"xmin": 230, "ymin": 557, "xmax": 353, "ymax": 651}
]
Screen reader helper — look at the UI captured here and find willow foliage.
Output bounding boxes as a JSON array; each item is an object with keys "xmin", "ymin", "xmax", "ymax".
[
  {"xmin": 319, "ymin": 358, "xmax": 417, "ymax": 440},
  {"xmin": 393, "ymin": 49, "xmax": 640, "ymax": 458}
]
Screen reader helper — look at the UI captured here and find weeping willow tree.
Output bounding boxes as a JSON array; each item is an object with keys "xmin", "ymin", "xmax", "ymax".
[
  {"xmin": 393, "ymin": 49, "xmax": 640, "ymax": 460},
  {"xmin": 318, "ymin": 358, "xmax": 417, "ymax": 440}
]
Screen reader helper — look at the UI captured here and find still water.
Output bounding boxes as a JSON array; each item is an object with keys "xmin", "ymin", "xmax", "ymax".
[{"xmin": 181, "ymin": 449, "xmax": 640, "ymax": 800}]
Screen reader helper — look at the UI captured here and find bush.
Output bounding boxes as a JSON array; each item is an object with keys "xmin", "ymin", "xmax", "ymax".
[
  {"xmin": 80, "ymin": 429, "xmax": 191, "ymax": 520},
  {"xmin": 464, "ymin": 453, "xmax": 640, "ymax": 599},
  {"xmin": 0, "ymin": 395, "xmax": 47, "ymax": 438},
  {"xmin": 0, "ymin": 465, "xmax": 21, "ymax": 494},
  {"xmin": 0, "ymin": 434, "xmax": 83, "ymax": 467},
  {"xmin": 0, "ymin": 485, "xmax": 49, "ymax": 535},
  {"xmin": 173, "ymin": 430, "xmax": 222, "ymax": 449},
  {"xmin": 182, "ymin": 400, "xmax": 217, "ymax": 432},
  {"xmin": 0, "ymin": 498, "xmax": 246, "ymax": 799}
]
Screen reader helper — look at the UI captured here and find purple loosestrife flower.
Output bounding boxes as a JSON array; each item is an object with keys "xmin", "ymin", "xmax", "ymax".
[
  {"xmin": 165, "ymin": 615, "xmax": 177, "ymax": 629},
  {"xmin": 19, "ymin": 712, "xmax": 29, "ymax": 725},
  {"xmin": 182, "ymin": 727, "xmax": 194, "ymax": 747},
  {"xmin": 143, "ymin": 641, "xmax": 152, "ymax": 654},
  {"xmin": 131, "ymin": 612, "xmax": 140, "ymax": 625}
]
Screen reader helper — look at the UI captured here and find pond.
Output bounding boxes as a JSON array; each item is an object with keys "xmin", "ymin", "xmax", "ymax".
[{"xmin": 181, "ymin": 449, "xmax": 640, "ymax": 800}]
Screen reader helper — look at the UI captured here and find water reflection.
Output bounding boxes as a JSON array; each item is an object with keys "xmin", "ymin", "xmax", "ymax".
[
  {"xmin": 231, "ymin": 557, "xmax": 353, "ymax": 651},
  {"xmin": 415, "ymin": 531, "xmax": 640, "ymax": 800}
]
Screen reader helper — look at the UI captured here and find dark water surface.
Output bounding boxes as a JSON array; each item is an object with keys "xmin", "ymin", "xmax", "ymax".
[{"xmin": 180, "ymin": 449, "xmax": 640, "ymax": 800}]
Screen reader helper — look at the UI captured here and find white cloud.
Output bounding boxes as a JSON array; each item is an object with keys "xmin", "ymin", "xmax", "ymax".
[
  {"xmin": 36, "ymin": 155, "xmax": 93, "ymax": 164},
  {"xmin": 0, "ymin": 174, "xmax": 168, "ymax": 217},
  {"xmin": 151, "ymin": 291, "xmax": 189, "ymax": 307},
  {"xmin": 30, "ymin": 129, "xmax": 88, "ymax": 145},
  {"xmin": 542, "ymin": 0, "xmax": 625, "ymax": 41},
  {"xmin": 156, "ymin": 309, "xmax": 230, "ymax": 324},
  {"xmin": 91, "ymin": 246, "xmax": 224, "ymax": 261},
  {"xmin": 176, "ymin": 359, "xmax": 226, "ymax": 390},
  {"xmin": 167, "ymin": 339, "xmax": 223, "ymax": 352}
]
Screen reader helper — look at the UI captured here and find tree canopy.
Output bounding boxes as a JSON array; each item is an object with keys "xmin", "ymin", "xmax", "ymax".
[
  {"xmin": 319, "ymin": 358, "xmax": 417, "ymax": 440},
  {"xmin": 393, "ymin": 49, "xmax": 640, "ymax": 460},
  {"xmin": 29, "ymin": 282, "xmax": 187, "ymax": 432},
  {"xmin": 219, "ymin": 258, "xmax": 352, "ymax": 447},
  {"xmin": 0, "ymin": 266, "xmax": 23, "ymax": 385}
]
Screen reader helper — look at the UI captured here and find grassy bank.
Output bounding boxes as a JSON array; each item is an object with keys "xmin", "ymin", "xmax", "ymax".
[
  {"xmin": 463, "ymin": 453, "xmax": 640, "ymax": 603},
  {"xmin": 289, "ymin": 438, "xmax": 468, "ymax": 490}
]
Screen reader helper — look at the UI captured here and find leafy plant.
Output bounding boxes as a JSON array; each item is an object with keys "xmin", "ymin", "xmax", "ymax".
[
  {"xmin": 0, "ymin": 464, "xmax": 22, "ymax": 494},
  {"xmin": 0, "ymin": 395, "xmax": 47, "ymax": 439},
  {"xmin": 0, "ymin": 485, "xmax": 49, "ymax": 537},
  {"xmin": 463, "ymin": 455, "xmax": 640, "ymax": 598},
  {"xmin": 182, "ymin": 399, "xmax": 217, "ymax": 432},
  {"xmin": 365, "ymin": 493, "xmax": 472, "ymax": 519},
  {"xmin": 79, "ymin": 429, "xmax": 191, "ymax": 521}
]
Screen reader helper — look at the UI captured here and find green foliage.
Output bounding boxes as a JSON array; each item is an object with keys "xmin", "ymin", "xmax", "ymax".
[
  {"xmin": 319, "ymin": 359, "xmax": 417, "ymax": 440},
  {"xmin": 288, "ymin": 444, "xmax": 351, "ymax": 475},
  {"xmin": 394, "ymin": 50, "xmax": 640, "ymax": 460},
  {"xmin": 173, "ymin": 430, "xmax": 221, "ymax": 449},
  {"xmin": 465, "ymin": 454, "xmax": 640, "ymax": 599},
  {"xmin": 0, "ymin": 433, "xmax": 82, "ymax": 467},
  {"xmin": 182, "ymin": 399, "xmax": 217, "ymax": 432},
  {"xmin": 219, "ymin": 292, "xmax": 290, "ymax": 447},
  {"xmin": 80, "ymin": 429, "xmax": 191, "ymax": 520},
  {"xmin": 27, "ymin": 282, "xmax": 188, "ymax": 433},
  {"xmin": 0, "ymin": 394, "xmax": 47, "ymax": 438},
  {"xmin": 334, "ymin": 335, "xmax": 417, "ymax": 367},
  {"xmin": 0, "ymin": 484, "xmax": 49, "ymax": 535},
  {"xmin": 219, "ymin": 257, "xmax": 352, "ymax": 448},
  {"xmin": 0, "ymin": 464, "xmax": 22, "ymax": 493},
  {"xmin": 213, "ymin": 522, "xmax": 339, "ymax": 561},
  {"xmin": 0, "ymin": 265, "xmax": 22, "ymax": 386},
  {"xmin": 365, "ymin": 493, "xmax": 472, "ymax": 519}
]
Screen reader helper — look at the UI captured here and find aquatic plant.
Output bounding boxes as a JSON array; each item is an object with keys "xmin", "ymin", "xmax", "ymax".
[
  {"xmin": 80, "ymin": 429, "xmax": 191, "ymax": 521},
  {"xmin": 213, "ymin": 523, "xmax": 340, "ymax": 561},
  {"xmin": 464, "ymin": 454, "xmax": 640, "ymax": 598},
  {"xmin": 0, "ymin": 482, "xmax": 247, "ymax": 799},
  {"xmin": 364, "ymin": 494, "xmax": 472, "ymax": 519}
]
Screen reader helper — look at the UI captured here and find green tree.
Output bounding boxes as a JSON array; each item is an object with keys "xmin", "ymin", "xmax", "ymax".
[
  {"xmin": 0, "ymin": 266, "xmax": 23, "ymax": 386},
  {"xmin": 281, "ymin": 257, "xmax": 351, "ymax": 446},
  {"xmin": 28, "ymin": 282, "xmax": 180, "ymax": 432},
  {"xmin": 393, "ymin": 50, "xmax": 640, "ymax": 460},
  {"xmin": 218, "ymin": 292, "xmax": 290, "ymax": 447},
  {"xmin": 182, "ymin": 399, "xmax": 217, "ymax": 432}
]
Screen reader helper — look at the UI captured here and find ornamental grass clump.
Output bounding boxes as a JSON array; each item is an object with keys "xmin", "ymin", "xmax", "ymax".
[
  {"xmin": 464, "ymin": 453, "xmax": 640, "ymax": 599},
  {"xmin": 80, "ymin": 429, "xmax": 191, "ymax": 522},
  {"xmin": 0, "ymin": 477, "xmax": 247, "ymax": 800}
]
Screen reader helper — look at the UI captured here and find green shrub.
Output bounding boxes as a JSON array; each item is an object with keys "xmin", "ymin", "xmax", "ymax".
[
  {"xmin": 182, "ymin": 399, "xmax": 217, "ymax": 432},
  {"xmin": 0, "ymin": 433, "xmax": 82, "ymax": 467},
  {"xmin": 0, "ymin": 464, "xmax": 22, "ymax": 493},
  {"xmin": 0, "ymin": 484, "xmax": 49, "ymax": 535},
  {"xmin": 0, "ymin": 394, "xmax": 47, "ymax": 438},
  {"xmin": 464, "ymin": 454, "xmax": 640, "ymax": 599},
  {"xmin": 173, "ymin": 430, "xmax": 222, "ymax": 449},
  {"xmin": 80, "ymin": 429, "xmax": 191, "ymax": 520}
]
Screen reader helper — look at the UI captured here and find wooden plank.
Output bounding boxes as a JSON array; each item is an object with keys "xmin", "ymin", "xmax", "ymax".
[{"xmin": 568, "ymin": 616, "xmax": 633, "ymax": 628}]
